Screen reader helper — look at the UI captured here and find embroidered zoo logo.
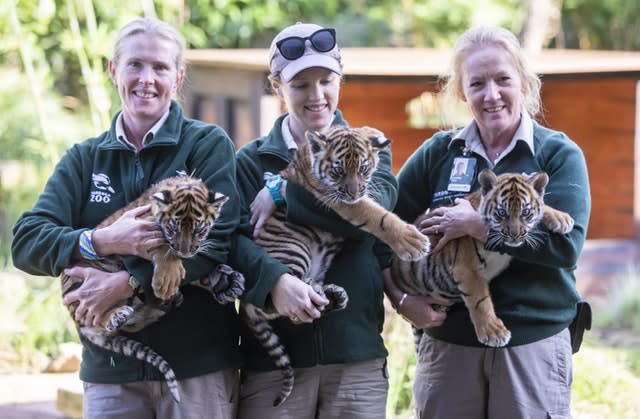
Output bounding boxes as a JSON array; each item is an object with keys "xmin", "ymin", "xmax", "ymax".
[{"xmin": 90, "ymin": 173, "xmax": 115, "ymax": 203}]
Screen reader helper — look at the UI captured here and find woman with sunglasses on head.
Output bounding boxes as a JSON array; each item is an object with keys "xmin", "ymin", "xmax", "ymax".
[{"xmin": 230, "ymin": 23, "xmax": 391, "ymax": 419}]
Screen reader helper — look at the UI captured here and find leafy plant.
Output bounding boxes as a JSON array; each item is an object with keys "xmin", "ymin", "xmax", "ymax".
[
  {"xmin": 593, "ymin": 265, "xmax": 640, "ymax": 334},
  {"xmin": 1, "ymin": 269, "xmax": 77, "ymax": 371},
  {"xmin": 572, "ymin": 341, "xmax": 640, "ymax": 417},
  {"xmin": 383, "ymin": 310, "xmax": 416, "ymax": 418}
]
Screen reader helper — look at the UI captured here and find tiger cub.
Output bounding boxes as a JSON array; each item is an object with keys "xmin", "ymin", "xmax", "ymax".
[
  {"xmin": 61, "ymin": 174, "xmax": 245, "ymax": 402},
  {"xmin": 241, "ymin": 126, "xmax": 431, "ymax": 406},
  {"xmin": 391, "ymin": 169, "xmax": 574, "ymax": 348}
]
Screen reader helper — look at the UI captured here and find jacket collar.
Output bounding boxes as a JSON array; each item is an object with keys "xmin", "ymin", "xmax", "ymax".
[
  {"xmin": 115, "ymin": 109, "xmax": 170, "ymax": 148},
  {"xmin": 100, "ymin": 100, "xmax": 184, "ymax": 150},
  {"xmin": 256, "ymin": 109, "xmax": 348, "ymax": 162},
  {"xmin": 448, "ymin": 110, "xmax": 535, "ymax": 163}
]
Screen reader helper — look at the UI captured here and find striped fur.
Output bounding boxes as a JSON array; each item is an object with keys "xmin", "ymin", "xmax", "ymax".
[
  {"xmin": 391, "ymin": 169, "xmax": 575, "ymax": 348},
  {"xmin": 240, "ymin": 125, "xmax": 429, "ymax": 407},
  {"xmin": 61, "ymin": 175, "xmax": 239, "ymax": 403}
]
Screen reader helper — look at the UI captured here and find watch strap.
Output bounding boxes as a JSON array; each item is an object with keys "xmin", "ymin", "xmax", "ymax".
[{"xmin": 265, "ymin": 174, "xmax": 284, "ymax": 205}]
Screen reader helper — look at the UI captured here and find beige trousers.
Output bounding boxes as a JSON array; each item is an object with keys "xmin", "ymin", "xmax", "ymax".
[
  {"xmin": 413, "ymin": 329, "xmax": 573, "ymax": 419},
  {"xmin": 82, "ymin": 368, "xmax": 239, "ymax": 419},
  {"xmin": 238, "ymin": 358, "xmax": 389, "ymax": 419}
]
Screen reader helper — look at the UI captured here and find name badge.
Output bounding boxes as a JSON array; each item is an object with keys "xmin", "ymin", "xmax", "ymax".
[{"xmin": 448, "ymin": 157, "xmax": 477, "ymax": 192}]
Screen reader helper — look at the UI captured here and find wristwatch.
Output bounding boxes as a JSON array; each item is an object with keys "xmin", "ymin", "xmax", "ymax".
[{"xmin": 265, "ymin": 174, "xmax": 284, "ymax": 205}]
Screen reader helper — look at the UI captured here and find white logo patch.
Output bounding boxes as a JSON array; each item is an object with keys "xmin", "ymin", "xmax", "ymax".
[{"xmin": 90, "ymin": 173, "xmax": 115, "ymax": 203}]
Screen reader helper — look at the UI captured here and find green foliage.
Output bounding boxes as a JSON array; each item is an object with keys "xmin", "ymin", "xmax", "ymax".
[
  {"xmin": 1, "ymin": 269, "xmax": 78, "ymax": 368},
  {"xmin": 0, "ymin": 67, "xmax": 95, "ymax": 164},
  {"xmin": 384, "ymin": 313, "xmax": 416, "ymax": 417},
  {"xmin": 572, "ymin": 341, "xmax": 640, "ymax": 417},
  {"xmin": 593, "ymin": 266, "xmax": 640, "ymax": 334},
  {"xmin": 559, "ymin": 0, "xmax": 640, "ymax": 50},
  {"xmin": 183, "ymin": 0, "xmax": 393, "ymax": 48}
]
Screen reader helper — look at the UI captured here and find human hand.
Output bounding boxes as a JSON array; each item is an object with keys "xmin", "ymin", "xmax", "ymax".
[
  {"xmin": 62, "ymin": 267, "xmax": 131, "ymax": 327},
  {"xmin": 270, "ymin": 273, "xmax": 329, "ymax": 323},
  {"xmin": 397, "ymin": 294, "xmax": 452, "ymax": 329},
  {"xmin": 93, "ymin": 205, "xmax": 164, "ymax": 259},
  {"xmin": 418, "ymin": 198, "xmax": 486, "ymax": 253},
  {"xmin": 250, "ymin": 184, "xmax": 282, "ymax": 237}
]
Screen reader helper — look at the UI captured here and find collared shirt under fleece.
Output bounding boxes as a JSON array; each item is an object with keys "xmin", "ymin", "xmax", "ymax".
[
  {"xmin": 11, "ymin": 101, "xmax": 243, "ymax": 383},
  {"xmin": 389, "ymin": 119, "xmax": 591, "ymax": 347},
  {"xmin": 230, "ymin": 110, "xmax": 394, "ymax": 370}
]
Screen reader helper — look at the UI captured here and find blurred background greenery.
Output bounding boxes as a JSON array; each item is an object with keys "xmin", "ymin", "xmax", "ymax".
[{"xmin": 1, "ymin": 1, "xmax": 640, "ymax": 417}]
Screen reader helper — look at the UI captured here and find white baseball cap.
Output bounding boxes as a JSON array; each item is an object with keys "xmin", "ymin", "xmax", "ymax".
[{"xmin": 268, "ymin": 23, "xmax": 342, "ymax": 82}]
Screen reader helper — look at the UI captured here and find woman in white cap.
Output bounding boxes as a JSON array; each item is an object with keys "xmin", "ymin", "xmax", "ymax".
[{"xmin": 230, "ymin": 22, "xmax": 391, "ymax": 418}]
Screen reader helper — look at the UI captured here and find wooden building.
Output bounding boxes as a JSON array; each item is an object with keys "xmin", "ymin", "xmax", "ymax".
[{"xmin": 184, "ymin": 48, "xmax": 640, "ymax": 240}]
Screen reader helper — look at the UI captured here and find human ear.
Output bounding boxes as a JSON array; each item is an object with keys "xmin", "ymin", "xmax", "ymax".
[
  {"xmin": 175, "ymin": 67, "xmax": 185, "ymax": 89},
  {"xmin": 108, "ymin": 60, "xmax": 117, "ymax": 85},
  {"xmin": 269, "ymin": 76, "xmax": 283, "ymax": 97}
]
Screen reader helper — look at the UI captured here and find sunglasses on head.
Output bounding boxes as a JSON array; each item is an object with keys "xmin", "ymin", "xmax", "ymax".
[{"xmin": 276, "ymin": 28, "xmax": 337, "ymax": 61}]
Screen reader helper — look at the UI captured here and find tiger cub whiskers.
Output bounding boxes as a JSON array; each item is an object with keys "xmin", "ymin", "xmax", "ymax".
[
  {"xmin": 61, "ymin": 175, "xmax": 245, "ymax": 403},
  {"xmin": 241, "ymin": 125, "xmax": 431, "ymax": 407},
  {"xmin": 391, "ymin": 169, "xmax": 574, "ymax": 348}
]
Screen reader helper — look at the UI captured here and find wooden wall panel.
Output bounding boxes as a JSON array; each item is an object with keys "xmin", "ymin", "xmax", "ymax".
[
  {"xmin": 340, "ymin": 81, "xmax": 438, "ymax": 173},
  {"xmin": 541, "ymin": 78, "xmax": 637, "ymax": 239}
]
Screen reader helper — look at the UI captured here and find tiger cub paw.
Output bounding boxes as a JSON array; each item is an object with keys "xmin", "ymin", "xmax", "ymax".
[
  {"xmin": 321, "ymin": 284, "xmax": 349, "ymax": 312},
  {"xmin": 152, "ymin": 261, "xmax": 185, "ymax": 300},
  {"xmin": 104, "ymin": 306, "xmax": 135, "ymax": 332},
  {"xmin": 545, "ymin": 210, "xmax": 575, "ymax": 234},
  {"xmin": 476, "ymin": 317, "xmax": 511, "ymax": 348},
  {"xmin": 199, "ymin": 264, "xmax": 246, "ymax": 304},
  {"xmin": 393, "ymin": 224, "xmax": 431, "ymax": 261}
]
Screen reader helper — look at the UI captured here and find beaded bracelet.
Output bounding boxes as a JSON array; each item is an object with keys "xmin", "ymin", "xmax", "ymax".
[
  {"xmin": 79, "ymin": 229, "xmax": 102, "ymax": 260},
  {"xmin": 396, "ymin": 293, "xmax": 408, "ymax": 313}
]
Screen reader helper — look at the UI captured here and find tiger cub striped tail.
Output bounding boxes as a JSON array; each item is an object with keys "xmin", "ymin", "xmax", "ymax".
[
  {"xmin": 241, "ymin": 303, "xmax": 295, "ymax": 407},
  {"xmin": 81, "ymin": 327, "xmax": 180, "ymax": 402}
]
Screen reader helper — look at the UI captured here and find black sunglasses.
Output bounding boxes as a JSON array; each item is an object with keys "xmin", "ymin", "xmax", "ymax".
[{"xmin": 276, "ymin": 28, "xmax": 337, "ymax": 61}]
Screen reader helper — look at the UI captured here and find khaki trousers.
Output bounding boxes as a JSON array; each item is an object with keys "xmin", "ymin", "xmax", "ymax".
[
  {"xmin": 413, "ymin": 329, "xmax": 573, "ymax": 419},
  {"xmin": 82, "ymin": 368, "xmax": 239, "ymax": 419},
  {"xmin": 238, "ymin": 358, "xmax": 389, "ymax": 419}
]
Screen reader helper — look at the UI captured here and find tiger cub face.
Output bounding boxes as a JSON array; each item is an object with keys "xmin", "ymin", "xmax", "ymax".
[
  {"xmin": 305, "ymin": 126, "xmax": 390, "ymax": 204},
  {"xmin": 150, "ymin": 177, "xmax": 229, "ymax": 258},
  {"xmin": 477, "ymin": 169, "xmax": 547, "ymax": 248}
]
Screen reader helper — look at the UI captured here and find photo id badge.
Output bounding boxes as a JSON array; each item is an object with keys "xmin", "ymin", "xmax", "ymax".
[{"xmin": 448, "ymin": 157, "xmax": 477, "ymax": 192}]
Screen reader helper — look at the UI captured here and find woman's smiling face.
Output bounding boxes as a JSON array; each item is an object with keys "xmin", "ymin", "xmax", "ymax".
[
  {"xmin": 272, "ymin": 67, "xmax": 341, "ymax": 139},
  {"xmin": 461, "ymin": 44, "xmax": 523, "ymax": 144},
  {"xmin": 109, "ymin": 32, "xmax": 184, "ymax": 129}
]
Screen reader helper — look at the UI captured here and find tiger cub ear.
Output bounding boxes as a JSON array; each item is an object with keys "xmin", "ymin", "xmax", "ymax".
[
  {"xmin": 360, "ymin": 126, "xmax": 391, "ymax": 150},
  {"xmin": 209, "ymin": 191, "xmax": 229, "ymax": 206},
  {"xmin": 152, "ymin": 190, "xmax": 171, "ymax": 205},
  {"xmin": 208, "ymin": 191, "xmax": 229, "ymax": 215},
  {"xmin": 305, "ymin": 130, "xmax": 328, "ymax": 154},
  {"xmin": 477, "ymin": 169, "xmax": 497, "ymax": 195},
  {"xmin": 528, "ymin": 172, "xmax": 549, "ymax": 195}
]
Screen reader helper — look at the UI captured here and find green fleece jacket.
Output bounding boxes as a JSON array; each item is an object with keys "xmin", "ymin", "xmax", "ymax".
[
  {"xmin": 392, "ymin": 122, "xmax": 591, "ymax": 346},
  {"xmin": 230, "ymin": 111, "xmax": 394, "ymax": 369},
  {"xmin": 12, "ymin": 101, "xmax": 243, "ymax": 383}
]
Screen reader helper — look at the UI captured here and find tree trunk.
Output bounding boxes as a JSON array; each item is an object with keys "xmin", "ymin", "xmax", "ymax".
[{"xmin": 519, "ymin": 0, "xmax": 563, "ymax": 54}]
